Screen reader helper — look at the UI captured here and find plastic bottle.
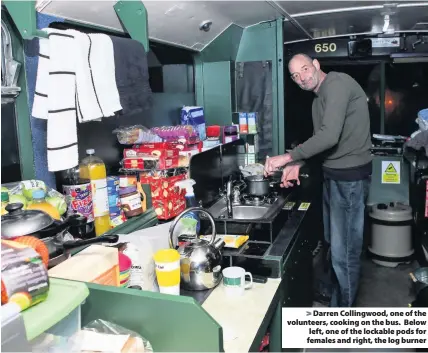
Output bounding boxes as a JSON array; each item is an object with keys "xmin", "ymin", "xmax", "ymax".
[
  {"xmin": 27, "ymin": 190, "xmax": 61, "ymax": 220},
  {"xmin": 79, "ymin": 149, "xmax": 110, "ymax": 236},
  {"xmin": 174, "ymin": 179, "xmax": 200, "ymax": 237},
  {"xmin": 1, "ymin": 192, "xmax": 9, "ymax": 215}
]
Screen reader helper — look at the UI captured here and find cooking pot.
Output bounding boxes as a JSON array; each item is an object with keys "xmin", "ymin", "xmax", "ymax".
[
  {"xmin": 1, "ymin": 203, "xmax": 119, "ymax": 268},
  {"xmin": 1, "ymin": 203, "xmax": 84, "ymax": 240},
  {"xmin": 244, "ymin": 174, "xmax": 286, "ymax": 196}
]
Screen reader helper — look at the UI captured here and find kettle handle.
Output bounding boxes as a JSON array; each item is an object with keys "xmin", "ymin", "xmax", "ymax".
[{"xmin": 168, "ymin": 207, "xmax": 217, "ymax": 249}]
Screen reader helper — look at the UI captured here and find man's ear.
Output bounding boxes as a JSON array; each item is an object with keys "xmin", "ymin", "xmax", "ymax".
[{"xmin": 313, "ymin": 59, "xmax": 321, "ymax": 70}]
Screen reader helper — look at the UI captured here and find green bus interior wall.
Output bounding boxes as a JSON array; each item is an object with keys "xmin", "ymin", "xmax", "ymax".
[
  {"xmin": 196, "ymin": 20, "xmax": 284, "ymax": 156},
  {"xmin": 82, "ymin": 283, "xmax": 223, "ymax": 352}
]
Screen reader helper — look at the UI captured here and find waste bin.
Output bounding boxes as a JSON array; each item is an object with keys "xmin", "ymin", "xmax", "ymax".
[{"xmin": 368, "ymin": 202, "xmax": 414, "ymax": 267}]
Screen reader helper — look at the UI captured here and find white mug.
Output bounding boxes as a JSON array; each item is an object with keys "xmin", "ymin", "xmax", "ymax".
[{"xmin": 222, "ymin": 266, "xmax": 253, "ymax": 296}]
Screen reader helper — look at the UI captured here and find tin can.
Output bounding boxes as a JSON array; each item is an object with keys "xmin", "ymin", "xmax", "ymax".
[{"xmin": 63, "ymin": 181, "xmax": 94, "ymax": 222}]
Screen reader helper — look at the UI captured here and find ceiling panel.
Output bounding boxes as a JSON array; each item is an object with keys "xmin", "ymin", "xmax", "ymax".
[
  {"xmin": 278, "ymin": 1, "xmax": 383, "ymax": 16},
  {"xmin": 283, "ymin": 20, "xmax": 308, "ymax": 43},
  {"xmin": 289, "ymin": 4, "xmax": 428, "ymax": 39},
  {"xmin": 142, "ymin": 1, "xmax": 232, "ymax": 49},
  {"xmin": 201, "ymin": 1, "xmax": 281, "ymax": 27}
]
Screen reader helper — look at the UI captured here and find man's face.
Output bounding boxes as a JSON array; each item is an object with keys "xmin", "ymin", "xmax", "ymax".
[{"xmin": 289, "ymin": 56, "xmax": 320, "ymax": 91}]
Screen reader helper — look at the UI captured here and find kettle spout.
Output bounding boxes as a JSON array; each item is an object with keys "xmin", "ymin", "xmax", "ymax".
[{"xmin": 213, "ymin": 237, "xmax": 225, "ymax": 250}]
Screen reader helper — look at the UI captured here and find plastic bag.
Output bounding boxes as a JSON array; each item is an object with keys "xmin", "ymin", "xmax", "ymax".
[
  {"xmin": 113, "ymin": 125, "xmax": 163, "ymax": 145},
  {"xmin": 416, "ymin": 109, "xmax": 428, "ymax": 131},
  {"xmin": 71, "ymin": 319, "xmax": 153, "ymax": 353},
  {"xmin": 1, "ymin": 179, "xmax": 67, "ymax": 216}
]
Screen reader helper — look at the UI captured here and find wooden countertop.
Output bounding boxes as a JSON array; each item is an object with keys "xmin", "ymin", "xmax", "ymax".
[{"xmin": 202, "ymin": 278, "xmax": 281, "ymax": 352}]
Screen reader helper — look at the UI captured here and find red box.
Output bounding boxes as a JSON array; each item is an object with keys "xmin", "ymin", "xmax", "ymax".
[
  {"xmin": 139, "ymin": 174, "xmax": 187, "ymax": 219},
  {"xmin": 123, "ymin": 156, "xmax": 179, "ymax": 170},
  {"xmin": 124, "ymin": 142, "xmax": 179, "ymax": 159}
]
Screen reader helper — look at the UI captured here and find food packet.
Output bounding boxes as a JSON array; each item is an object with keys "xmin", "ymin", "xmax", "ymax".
[
  {"xmin": 113, "ymin": 125, "xmax": 163, "ymax": 145},
  {"xmin": 71, "ymin": 319, "xmax": 153, "ymax": 353}
]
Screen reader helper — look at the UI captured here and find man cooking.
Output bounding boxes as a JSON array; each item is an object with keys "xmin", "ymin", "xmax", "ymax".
[{"xmin": 264, "ymin": 53, "xmax": 372, "ymax": 307}]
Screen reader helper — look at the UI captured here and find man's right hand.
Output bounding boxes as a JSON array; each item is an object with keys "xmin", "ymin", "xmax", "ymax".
[{"xmin": 264, "ymin": 154, "xmax": 291, "ymax": 177}]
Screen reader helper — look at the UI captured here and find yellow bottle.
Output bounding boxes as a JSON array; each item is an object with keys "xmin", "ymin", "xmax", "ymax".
[
  {"xmin": 27, "ymin": 189, "xmax": 61, "ymax": 220},
  {"xmin": 79, "ymin": 149, "xmax": 110, "ymax": 236}
]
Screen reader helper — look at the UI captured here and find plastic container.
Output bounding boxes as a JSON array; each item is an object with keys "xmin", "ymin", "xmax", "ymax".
[
  {"xmin": 174, "ymin": 179, "xmax": 200, "ymax": 236},
  {"xmin": 79, "ymin": 149, "xmax": 110, "ymax": 236},
  {"xmin": 27, "ymin": 189, "xmax": 61, "ymax": 220},
  {"xmin": 25, "ymin": 278, "xmax": 89, "ymax": 353}
]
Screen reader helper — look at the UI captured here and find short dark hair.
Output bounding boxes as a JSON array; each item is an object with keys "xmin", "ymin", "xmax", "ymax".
[{"xmin": 287, "ymin": 53, "xmax": 314, "ymax": 69}]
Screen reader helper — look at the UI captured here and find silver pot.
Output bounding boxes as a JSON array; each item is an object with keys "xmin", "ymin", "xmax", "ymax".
[{"xmin": 169, "ymin": 207, "xmax": 225, "ymax": 291}]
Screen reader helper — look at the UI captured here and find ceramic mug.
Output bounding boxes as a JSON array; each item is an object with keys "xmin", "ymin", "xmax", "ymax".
[{"xmin": 222, "ymin": 266, "xmax": 253, "ymax": 296}]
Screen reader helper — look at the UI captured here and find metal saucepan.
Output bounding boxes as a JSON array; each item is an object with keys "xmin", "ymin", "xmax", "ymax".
[{"xmin": 245, "ymin": 175, "xmax": 283, "ymax": 196}]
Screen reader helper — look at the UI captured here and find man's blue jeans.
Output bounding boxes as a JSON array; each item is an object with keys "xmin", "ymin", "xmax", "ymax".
[{"xmin": 323, "ymin": 177, "xmax": 370, "ymax": 307}]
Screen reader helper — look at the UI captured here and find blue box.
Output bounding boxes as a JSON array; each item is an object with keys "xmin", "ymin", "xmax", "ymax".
[{"xmin": 181, "ymin": 106, "xmax": 206, "ymax": 141}]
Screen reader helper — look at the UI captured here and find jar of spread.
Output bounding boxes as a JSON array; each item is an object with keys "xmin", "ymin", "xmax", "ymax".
[{"xmin": 119, "ymin": 186, "xmax": 143, "ymax": 218}]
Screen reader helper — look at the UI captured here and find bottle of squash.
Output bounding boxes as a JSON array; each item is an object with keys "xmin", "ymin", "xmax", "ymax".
[
  {"xmin": 27, "ymin": 190, "xmax": 61, "ymax": 220},
  {"xmin": 79, "ymin": 149, "xmax": 110, "ymax": 236}
]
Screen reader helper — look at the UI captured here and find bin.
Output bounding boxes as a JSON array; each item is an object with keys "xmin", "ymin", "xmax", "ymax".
[{"xmin": 368, "ymin": 202, "xmax": 414, "ymax": 267}]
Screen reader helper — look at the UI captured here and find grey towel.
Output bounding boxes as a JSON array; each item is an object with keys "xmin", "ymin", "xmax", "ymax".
[
  {"xmin": 406, "ymin": 130, "xmax": 428, "ymax": 157},
  {"xmin": 110, "ymin": 36, "xmax": 152, "ymax": 116}
]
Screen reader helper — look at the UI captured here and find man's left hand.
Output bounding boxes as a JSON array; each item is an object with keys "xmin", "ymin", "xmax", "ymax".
[{"xmin": 280, "ymin": 164, "xmax": 301, "ymax": 188}]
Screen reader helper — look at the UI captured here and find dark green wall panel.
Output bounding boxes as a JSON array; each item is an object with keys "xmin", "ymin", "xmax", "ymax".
[{"xmin": 202, "ymin": 62, "xmax": 233, "ymax": 126}]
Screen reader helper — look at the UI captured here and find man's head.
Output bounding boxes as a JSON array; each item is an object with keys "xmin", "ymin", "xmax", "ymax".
[{"xmin": 288, "ymin": 53, "xmax": 323, "ymax": 92}]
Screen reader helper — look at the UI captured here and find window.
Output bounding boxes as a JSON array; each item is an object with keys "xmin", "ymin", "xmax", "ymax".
[{"xmin": 384, "ymin": 63, "xmax": 428, "ymax": 136}]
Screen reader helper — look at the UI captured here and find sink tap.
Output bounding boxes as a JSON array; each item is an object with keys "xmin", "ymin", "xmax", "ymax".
[{"xmin": 226, "ymin": 180, "xmax": 234, "ymax": 218}]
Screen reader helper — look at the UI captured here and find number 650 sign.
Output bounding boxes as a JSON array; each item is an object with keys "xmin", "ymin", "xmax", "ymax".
[{"xmin": 314, "ymin": 43, "xmax": 337, "ymax": 53}]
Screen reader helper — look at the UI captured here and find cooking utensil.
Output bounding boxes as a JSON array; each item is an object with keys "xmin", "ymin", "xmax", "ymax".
[
  {"xmin": 2, "ymin": 203, "xmax": 54, "ymax": 239},
  {"xmin": 1, "ymin": 203, "xmax": 86, "ymax": 240},
  {"xmin": 48, "ymin": 234, "xmax": 119, "ymax": 269},
  {"xmin": 169, "ymin": 207, "xmax": 225, "ymax": 291}
]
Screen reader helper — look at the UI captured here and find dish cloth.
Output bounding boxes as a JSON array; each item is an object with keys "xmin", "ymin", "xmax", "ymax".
[
  {"xmin": 32, "ymin": 28, "xmax": 122, "ymax": 171},
  {"xmin": 110, "ymin": 36, "xmax": 152, "ymax": 116},
  {"xmin": 406, "ymin": 130, "xmax": 428, "ymax": 157}
]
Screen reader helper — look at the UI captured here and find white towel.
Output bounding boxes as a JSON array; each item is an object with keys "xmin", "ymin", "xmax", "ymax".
[
  {"xmin": 32, "ymin": 28, "xmax": 122, "ymax": 172},
  {"xmin": 89, "ymin": 33, "xmax": 122, "ymax": 118}
]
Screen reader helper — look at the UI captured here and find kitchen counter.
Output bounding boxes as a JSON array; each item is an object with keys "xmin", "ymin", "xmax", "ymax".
[{"xmin": 202, "ymin": 278, "xmax": 281, "ymax": 352}]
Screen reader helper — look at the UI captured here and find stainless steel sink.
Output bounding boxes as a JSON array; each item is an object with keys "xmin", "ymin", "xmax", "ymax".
[
  {"xmin": 216, "ymin": 205, "xmax": 270, "ymax": 220},
  {"xmin": 208, "ymin": 199, "xmax": 270, "ymax": 220}
]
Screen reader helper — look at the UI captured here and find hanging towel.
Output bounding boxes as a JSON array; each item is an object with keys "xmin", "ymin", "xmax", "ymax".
[
  {"xmin": 74, "ymin": 32, "xmax": 122, "ymax": 122},
  {"xmin": 32, "ymin": 28, "xmax": 122, "ymax": 172},
  {"xmin": 110, "ymin": 36, "xmax": 152, "ymax": 116}
]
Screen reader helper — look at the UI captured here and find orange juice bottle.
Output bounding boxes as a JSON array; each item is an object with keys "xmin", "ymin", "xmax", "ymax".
[{"xmin": 79, "ymin": 149, "xmax": 110, "ymax": 236}]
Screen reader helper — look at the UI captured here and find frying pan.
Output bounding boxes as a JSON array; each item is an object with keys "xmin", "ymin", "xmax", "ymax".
[{"xmin": 47, "ymin": 234, "xmax": 119, "ymax": 268}]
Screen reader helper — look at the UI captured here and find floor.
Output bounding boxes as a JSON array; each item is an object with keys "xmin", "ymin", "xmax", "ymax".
[
  {"xmin": 307, "ymin": 251, "xmax": 420, "ymax": 353},
  {"xmin": 313, "ymin": 251, "xmax": 419, "ymax": 308}
]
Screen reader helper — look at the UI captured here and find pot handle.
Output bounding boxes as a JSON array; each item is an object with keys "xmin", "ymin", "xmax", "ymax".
[
  {"xmin": 62, "ymin": 234, "xmax": 119, "ymax": 250},
  {"xmin": 168, "ymin": 207, "xmax": 216, "ymax": 249}
]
